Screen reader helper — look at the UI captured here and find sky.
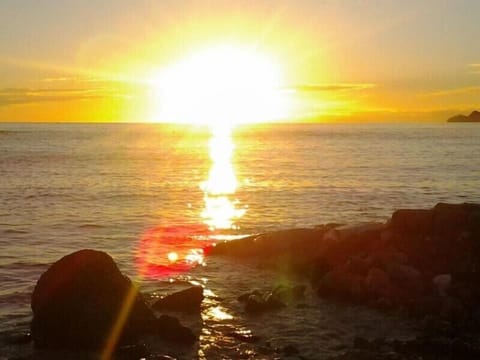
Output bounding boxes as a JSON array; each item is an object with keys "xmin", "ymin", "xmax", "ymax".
[{"xmin": 1, "ymin": 0, "xmax": 479, "ymax": 123}]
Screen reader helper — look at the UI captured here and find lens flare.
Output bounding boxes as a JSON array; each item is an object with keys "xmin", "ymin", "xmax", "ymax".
[{"xmin": 136, "ymin": 224, "xmax": 213, "ymax": 279}]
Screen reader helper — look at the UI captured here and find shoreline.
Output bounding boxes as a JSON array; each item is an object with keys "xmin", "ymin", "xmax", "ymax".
[{"xmin": 2, "ymin": 202, "xmax": 480, "ymax": 359}]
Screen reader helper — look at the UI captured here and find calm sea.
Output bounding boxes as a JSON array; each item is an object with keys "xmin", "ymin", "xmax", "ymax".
[{"xmin": 1, "ymin": 122, "xmax": 479, "ymax": 358}]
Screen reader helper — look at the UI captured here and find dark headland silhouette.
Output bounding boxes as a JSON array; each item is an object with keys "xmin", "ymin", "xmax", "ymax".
[{"xmin": 448, "ymin": 110, "xmax": 480, "ymax": 122}]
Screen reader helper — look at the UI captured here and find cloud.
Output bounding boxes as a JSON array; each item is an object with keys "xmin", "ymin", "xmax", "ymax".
[
  {"xmin": 422, "ymin": 86, "xmax": 480, "ymax": 97},
  {"xmin": 40, "ymin": 76, "xmax": 116, "ymax": 83},
  {"xmin": 469, "ymin": 63, "xmax": 480, "ymax": 74},
  {"xmin": 0, "ymin": 87, "xmax": 128, "ymax": 106},
  {"xmin": 288, "ymin": 83, "xmax": 376, "ymax": 93}
]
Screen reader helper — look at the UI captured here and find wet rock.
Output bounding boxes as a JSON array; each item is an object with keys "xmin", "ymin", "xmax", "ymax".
[
  {"xmin": 245, "ymin": 294, "xmax": 266, "ymax": 313},
  {"xmin": 365, "ymin": 267, "xmax": 391, "ymax": 298},
  {"xmin": 389, "ymin": 208, "xmax": 433, "ymax": 236},
  {"xmin": 237, "ymin": 289, "xmax": 262, "ymax": 302},
  {"xmin": 316, "ymin": 266, "xmax": 367, "ymax": 303},
  {"xmin": 31, "ymin": 249, "xmax": 156, "ymax": 349},
  {"xmin": 152, "ymin": 285, "xmax": 204, "ymax": 313},
  {"xmin": 432, "ymin": 203, "xmax": 475, "ymax": 239},
  {"xmin": 244, "ymin": 292, "xmax": 286, "ymax": 314},
  {"xmin": 156, "ymin": 315, "xmax": 196, "ymax": 344},
  {"xmin": 386, "ymin": 264, "xmax": 423, "ymax": 296},
  {"xmin": 433, "ymin": 274, "xmax": 451, "ymax": 297},
  {"xmin": 229, "ymin": 330, "xmax": 260, "ymax": 343},
  {"xmin": 311, "ymin": 256, "xmax": 331, "ymax": 284}
]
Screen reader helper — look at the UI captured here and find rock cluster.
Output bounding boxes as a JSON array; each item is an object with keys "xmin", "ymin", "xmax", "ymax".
[
  {"xmin": 312, "ymin": 203, "xmax": 480, "ymax": 322},
  {"xmin": 31, "ymin": 249, "xmax": 196, "ymax": 351},
  {"xmin": 213, "ymin": 203, "xmax": 480, "ymax": 323},
  {"xmin": 328, "ymin": 335, "xmax": 480, "ymax": 360}
]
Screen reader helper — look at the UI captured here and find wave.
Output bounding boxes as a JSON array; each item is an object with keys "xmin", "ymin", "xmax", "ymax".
[
  {"xmin": 78, "ymin": 223, "xmax": 105, "ymax": 229},
  {"xmin": 2, "ymin": 229, "xmax": 29, "ymax": 235}
]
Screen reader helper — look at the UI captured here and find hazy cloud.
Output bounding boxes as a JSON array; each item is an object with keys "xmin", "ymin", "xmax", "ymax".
[
  {"xmin": 469, "ymin": 63, "xmax": 480, "ymax": 74},
  {"xmin": 422, "ymin": 86, "xmax": 480, "ymax": 97},
  {"xmin": 0, "ymin": 87, "xmax": 128, "ymax": 106},
  {"xmin": 40, "ymin": 76, "xmax": 115, "ymax": 83},
  {"xmin": 289, "ymin": 83, "xmax": 376, "ymax": 92}
]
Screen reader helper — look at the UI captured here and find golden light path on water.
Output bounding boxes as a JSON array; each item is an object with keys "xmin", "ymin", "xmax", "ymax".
[
  {"xmin": 136, "ymin": 123, "xmax": 247, "ymax": 280},
  {"xmin": 200, "ymin": 124, "xmax": 247, "ymax": 231},
  {"xmin": 131, "ymin": 124, "xmax": 252, "ymax": 358}
]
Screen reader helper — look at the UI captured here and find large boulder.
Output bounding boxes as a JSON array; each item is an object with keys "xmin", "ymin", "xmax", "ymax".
[{"xmin": 31, "ymin": 249, "xmax": 156, "ymax": 349}]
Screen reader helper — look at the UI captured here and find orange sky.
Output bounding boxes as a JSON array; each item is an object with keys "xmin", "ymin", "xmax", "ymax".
[{"xmin": 1, "ymin": 1, "xmax": 479, "ymax": 123}]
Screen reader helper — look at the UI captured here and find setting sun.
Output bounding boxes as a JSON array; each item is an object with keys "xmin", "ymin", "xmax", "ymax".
[{"xmin": 150, "ymin": 44, "xmax": 291, "ymax": 126}]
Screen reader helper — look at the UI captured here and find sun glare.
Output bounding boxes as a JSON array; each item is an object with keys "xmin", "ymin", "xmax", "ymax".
[{"xmin": 151, "ymin": 44, "xmax": 290, "ymax": 125}]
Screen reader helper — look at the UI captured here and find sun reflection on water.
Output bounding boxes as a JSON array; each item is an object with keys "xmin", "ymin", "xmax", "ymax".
[
  {"xmin": 136, "ymin": 124, "xmax": 247, "ymax": 280},
  {"xmin": 201, "ymin": 125, "xmax": 246, "ymax": 230}
]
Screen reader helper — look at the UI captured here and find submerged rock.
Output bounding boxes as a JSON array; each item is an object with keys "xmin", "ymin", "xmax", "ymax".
[{"xmin": 152, "ymin": 285, "xmax": 204, "ymax": 313}]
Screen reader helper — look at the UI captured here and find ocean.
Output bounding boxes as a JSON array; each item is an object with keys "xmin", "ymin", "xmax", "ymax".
[{"xmin": 1, "ymin": 122, "xmax": 479, "ymax": 358}]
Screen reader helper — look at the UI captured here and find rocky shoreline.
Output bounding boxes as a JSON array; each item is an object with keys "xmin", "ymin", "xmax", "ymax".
[
  {"xmin": 7, "ymin": 202, "xmax": 480, "ymax": 359},
  {"xmin": 213, "ymin": 202, "xmax": 480, "ymax": 359}
]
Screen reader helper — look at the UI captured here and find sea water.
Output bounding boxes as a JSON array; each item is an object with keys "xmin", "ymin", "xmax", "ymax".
[{"xmin": 0, "ymin": 122, "xmax": 479, "ymax": 358}]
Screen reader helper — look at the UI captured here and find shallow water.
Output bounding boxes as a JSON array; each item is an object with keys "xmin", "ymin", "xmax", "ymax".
[{"xmin": 0, "ymin": 122, "xmax": 479, "ymax": 358}]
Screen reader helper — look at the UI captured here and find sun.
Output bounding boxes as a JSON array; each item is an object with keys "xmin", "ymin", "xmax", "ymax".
[{"xmin": 150, "ymin": 44, "xmax": 291, "ymax": 126}]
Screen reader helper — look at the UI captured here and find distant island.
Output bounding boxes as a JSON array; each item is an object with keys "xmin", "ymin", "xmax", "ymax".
[{"xmin": 447, "ymin": 110, "xmax": 480, "ymax": 122}]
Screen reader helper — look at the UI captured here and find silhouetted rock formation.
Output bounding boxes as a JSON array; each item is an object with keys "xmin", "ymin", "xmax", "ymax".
[
  {"xmin": 212, "ymin": 203, "xmax": 480, "ymax": 322},
  {"xmin": 448, "ymin": 110, "xmax": 480, "ymax": 122},
  {"xmin": 31, "ymin": 249, "xmax": 195, "ymax": 350},
  {"xmin": 152, "ymin": 285, "xmax": 204, "ymax": 313}
]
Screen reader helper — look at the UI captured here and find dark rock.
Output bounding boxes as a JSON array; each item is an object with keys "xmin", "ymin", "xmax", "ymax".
[
  {"xmin": 432, "ymin": 203, "xmax": 473, "ymax": 239},
  {"xmin": 432, "ymin": 274, "xmax": 451, "ymax": 297},
  {"xmin": 311, "ymin": 256, "xmax": 331, "ymax": 284},
  {"xmin": 365, "ymin": 267, "xmax": 391, "ymax": 298},
  {"xmin": 237, "ymin": 290, "xmax": 261, "ymax": 302},
  {"xmin": 245, "ymin": 294, "xmax": 266, "ymax": 313},
  {"xmin": 31, "ymin": 249, "xmax": 156, "ymax": 349},
  {"xmin": 155, "ymin": 315, "xmax": 196, "ymax": 344},
  {"xmin": 389, "ymin": 208, "xmax": 433, "ymax": 236},
  {"xmin": 116, "ymin": 343, "xmax": 148, "ymax": 360},
  {"xmin": 265, "ymin": 293, "xmax": 287, "ymax": 308},
  {"xmin": 244, "ymin": 292, "xmax": 285, "ymax": 314},
  {"xmin": 385, "ymin": 263, "xmax": 423, "ymax": 296},
  {"xmin": 152, "ymin": 286, "xmax": 204, "ymax": 312},
  {"xmin": 316, "ymin": 266, "xmax": 367, "ymax": 303}
]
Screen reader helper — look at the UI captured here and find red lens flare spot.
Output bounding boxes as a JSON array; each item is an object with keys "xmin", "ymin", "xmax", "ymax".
[{"xmin": 136, "ymin": 224, "xmax": 215, "ymax": 279}]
